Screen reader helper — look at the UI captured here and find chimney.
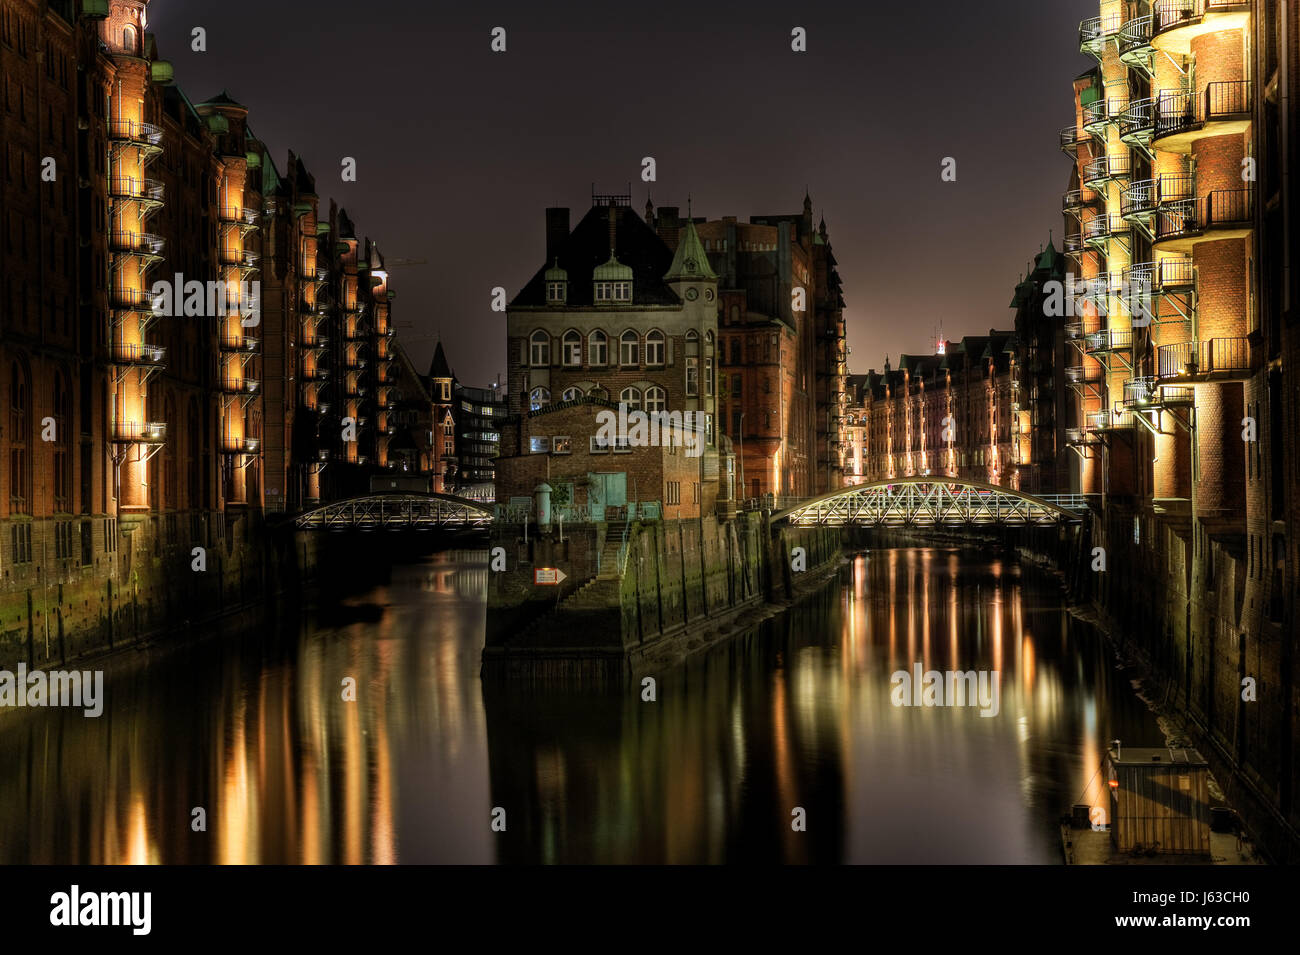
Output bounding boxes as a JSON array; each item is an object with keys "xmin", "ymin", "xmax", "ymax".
[
  {"xmin": 545, "ymin": 208, "xmax": 569, "ymax": 262},
  {"xmin": 608, "ymin": 204, "xmax": 618, "ymax": 257}
]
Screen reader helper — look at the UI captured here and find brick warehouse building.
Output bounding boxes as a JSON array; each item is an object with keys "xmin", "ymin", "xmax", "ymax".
[
  {"xmin": 498, "ymin": 194, "xmax": 733, "ymax": 520},
  {"xmin": 843, "ymin": 331, "xmax": 1022, "ymax": 490},
  {"xmin": 1060, "ymin": 0, "xmax": 1299, "ymax": 858},
  {"xmin": 662, "ymin": 193, "xmax": 847, "ymax": 500},
  {"xmin": 0, "ymin": 0, "xmax": 423, "ymax": 663}
]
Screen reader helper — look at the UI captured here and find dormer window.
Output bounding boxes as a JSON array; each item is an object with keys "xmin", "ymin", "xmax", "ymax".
[
  {"xmin": 595, "ymin": 280, "xmax": 631, "ymax": 303},
  {"xmin": 544, "ymin": 259, "xmax": 567, "ymax": 305}
]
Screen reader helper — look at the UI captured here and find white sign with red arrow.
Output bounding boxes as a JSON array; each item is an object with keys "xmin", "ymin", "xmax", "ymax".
[{"xmin": 534, "ymin": 568, "xmax": 567, "ymax": 586}]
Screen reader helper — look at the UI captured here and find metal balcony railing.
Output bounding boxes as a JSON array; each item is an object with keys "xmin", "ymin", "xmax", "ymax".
[
  {"xmin": 1063, "ymin": 232, "xmax": 1086, "ymax": 255},
  {"xmin": 302, "ymin": 367, "xmax": 330, "ymax": 382},
  {"xmin": 1079, "ymin": 15, "xmax": 1122, "ymax": 52},
  {"xmin": 219, "ymin": 336, "xmax": 259, "ymax": 353},
  {"xmin": 1082, "ymin": 98, "xmax": 1121, "ymax": 132},
  {"xmin": 303, "ymin": 335, "xmax": 328, "ymax": 350},
  {"xmin": 1155, "ymin": 190, "xmax": 1253, "ymax": 242},
  {"xmin": 1084, "ymin": 214, "xmax": 1131, "ymax": 245},
  {"xmin": 219, "ymin": 248, "xmax": 259, "ymax": 268},
  {"xmin": 1154, "ymin": 0, "xmax": 1250, "ymax": 36},
  {"xmin": 1119, "ymin": 98, "xmax": 1156, "ymax": 142},
  {"xmin": 109, "ymin": 177, "xmax": 165, "ymax": 202},
  {"xmin": 1065, "ymin": 364, "xmax": 1102, "ymax": 384},
  {"xmin": 1062, "ymin": 189, "xmax": 1096, "ymax": 214},
  {"xmin": 1121, "ymin": 179, "xmax": 1158, "ymax": 218},
  {"xmin": 110, "ymin": 286, "xmax": 154, "ymax": 310},
  {"xmin": 111, "ymin": 343, "xmax": 166, "ymax": 366},
  {"xmin": 1118, "ymin": 15, "xmax": 1154, "ymax": 62},
  {"xmin": 1157, "ymin": 338, "xmax": 1251, "ymax": 378},
  {"xmin": 220, "ymin": 436, "xmax": 262, "ymax": 455},
  {"xmin": 1125, "ymin": 258, "xmax": 1195, "ymax": 294},
  {"xmin": 107, "ymin": 119, "xmax": 164, "ymax": 146},
  {"xmin": 1082, "ymin": 154, "xmax": 1131, "ymax": 187},
  {"xmin": 1089, "ymin": 408, "xmax": 1135, "ymax": 430},
  {"xmin": 1155, "ymin": 81, "xmax": 1253, "ymax": 139},
  {"xmin": 218, "ymin": 376, "xmax": 260, "ymax": 395},
  {"xmin": 112, "ymin": 420, "xmax": 166, "ymax": 443},
  {"xmin": 1085, "ymin": 328, "xmax": 1133, "ymax": 353},
  {"xmin": 1059, "ymin": 125, "xmax": 1089, "ymax": 152},
  {"xmin": 220, "ymin": 207, "xmax": 259, "ymax": 226},
  {"xmin": 109, "ymin": 231, "xmax": 165, "ymax": 255}
]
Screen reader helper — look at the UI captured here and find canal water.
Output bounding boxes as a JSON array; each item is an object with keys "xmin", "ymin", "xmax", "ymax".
[{"xmin": 0, "ymin": 547, "xmax": 1161, "ymax": 864}]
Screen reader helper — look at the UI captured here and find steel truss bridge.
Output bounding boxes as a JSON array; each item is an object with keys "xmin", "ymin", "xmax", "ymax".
[
  {"xmin": 772, "ymin": 478, "xmax": 1087, "ymax": 527},
  {"xmin": 292, "ymin": 493, "xmax": 494, "ymax": 531}
]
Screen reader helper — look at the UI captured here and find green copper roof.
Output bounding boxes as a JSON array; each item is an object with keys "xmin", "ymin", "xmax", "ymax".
[
  {"xmin": 544, "ymin": 258, "xmax": 567, "ymax": 282},
  {"xmin": 593, "ymin": 254, "xmax": 633, "ymax": 282},
  {"xmin": 664, "ymin": 218, "xmax": 717, "ymax": 282}
]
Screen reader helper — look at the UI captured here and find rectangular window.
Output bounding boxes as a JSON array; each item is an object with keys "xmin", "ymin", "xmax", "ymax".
[
  {"xmin": 686, "ymin": 358, "xmax": 698, "ymax": 396},
  {"xmin": 529, "ymin": 436, "xmax": 550, "ymax": 454},
  {"xmin": 552, "ymin": 436, "xmax": 572, "ymax": 454},
  {"xmin": 705, "ymin": 358, "xmax": 715, "ymax": 397},
  {"xmin": 613, "ymin": 281, "xmax": 631, "ymax": 301},
  {"xmin": 589, "ymin": 435, "xmax": 610, "ymax": 454},
  {"xmin": 666, "ymin": 481, "xmax": 680, "ymax": 505}
]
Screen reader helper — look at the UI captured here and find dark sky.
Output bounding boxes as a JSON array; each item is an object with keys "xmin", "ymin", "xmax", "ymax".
[{"xmin": 147, "ymin": 0, "xmax": 1089, "ymax": 387}]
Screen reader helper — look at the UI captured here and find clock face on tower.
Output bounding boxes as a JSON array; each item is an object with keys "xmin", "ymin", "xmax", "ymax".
[{"xmin": 685, "ymin": 287, "xmax": 699, "ymax": 301}]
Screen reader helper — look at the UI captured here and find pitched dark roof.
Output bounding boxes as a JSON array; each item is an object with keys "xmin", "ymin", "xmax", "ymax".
[
  {"xmin": 512, "ymin": 205, "xmax": 681, "ymax": 308},
  {"xmin": 429, "ymin": 341, "xmax": 451, "ymax": 379},
  {"xmin": 198, "ymin": 90, "xmax": 246, "ymax": 109}
]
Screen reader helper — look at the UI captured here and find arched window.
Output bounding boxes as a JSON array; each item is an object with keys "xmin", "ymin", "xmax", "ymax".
[
  {"xmin": 562, "ymin": 329, "xmax": 582, "ymax": 366},
  {"xmin": 529, "ymin": 387, "xmax": 550, "ymax": 411},
  {"xmin": 589, "ymin": 385, "xmax": 608, "ymax": 401},
  {"xmin": 561, "ymin": 387, "xmax": 581, "ymax": 402},
  {"xmin": 123, "ymin": 24, "xmax": 139, "ymax": 55},
  {"xmin": 529, "ymin": 329, "xmax": 550, "ymax": 367},
  {"xmin": 52, "ymin": 370, "xmax": 71, "ymax": 511},
  {"xmin": 644, "ymin": 386, "xmax": 666, "ymax": 413},
  {"xmin": 619, "ymin": 386, "xmax": 641, "ymax": 411},
  {"xmin": 620, "ymin": 330, "xmax": 639, "ymax": 367},
  {"xmin": 685, "ymin": 329, "xmax": 699, "ymax": 343},
  {"xmin": 590, "ymin": 328, "xmax": 608, "ymax": 366},
  {"xmin": 9, "ymin": 361, "xmax": 31, "ymax": 514},
  {"xmin": 645, "ymin": 329, "xmax": 665, "ymax": 366}
]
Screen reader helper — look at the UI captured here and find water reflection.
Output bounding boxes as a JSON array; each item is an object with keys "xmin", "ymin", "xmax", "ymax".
[{"xmin": 0, "ymin": 547, "xmax": 1156, "ymax": 864}]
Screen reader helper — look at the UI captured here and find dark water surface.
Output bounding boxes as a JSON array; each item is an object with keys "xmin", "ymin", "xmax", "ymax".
[{"xmin": 0, "ymin": 548, "xmax": 1160, "ymax": 863}]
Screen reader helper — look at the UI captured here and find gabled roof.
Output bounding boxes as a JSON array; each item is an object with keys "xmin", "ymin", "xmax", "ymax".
[
  {"xmin": 197, "ymin": 90, "xmax": 246, "ymax": 110},
  {"xmin": 429, "ymin": 341, "xmax": 451, "ymax": 379},
  {"xmin": 664, "ymin": 218, "xmax": 717, "ymax": 282},
  {"xmin": 512, "ymin": 205, "xmax": 680, "ymax": 308}
]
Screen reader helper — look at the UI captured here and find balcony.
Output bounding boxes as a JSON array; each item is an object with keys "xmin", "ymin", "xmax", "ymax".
[
  {"xmin": 1063, "ymin": 232, "xmax": 1087, "ymax": 256},
  {"xmin": 1083, "ymin": 214, "xmax": 1131, "ymax": 247},
  {"xmin": 344, "ymin": 356, "xmax": 368, "ymax": 371},
  {"xmin": 1118, "ymin": 15, "xmax": 1155, "ymax": 69},
  {"xmin": 1062, "ymin": 189, "xmax": 1097, "ymax": 215},
  {"xmin": 1156, "ymin": 338, "xmax": 1252, "ymax": 381},
  {"xmin": 1082, "ymin": 98, "xmax": 1122, "ymax": 135},
  {"xmin": 220, "ymin": 436, "xmax": 262, "ymax": 455},
  {"xmin": 109, "ymin": 230, "xmax": 165, "ymax": 259},
  {"xmin": 1079, "ymin": 15, "xmax": 1122, "ymax": 55},
  {"xmin": 1118, "ymin": 98, "xmax": 1156, "ymax": 145},
  {"xmin": 111, "ymin": 343, "xmax": 166, "ymax": 367},
  {"xmin": 219, "ymin": 335, "xmax": 259, "ymax": 354},
  {"xmin": 219, "ymin": 248, "xmax": 260, "ymax": 269},
  {"xmin": 219, "ymin": 376, "xmax": 260, "ymax": 396},
  {"xmin": 302, "ymin": 365, "xmax": 330, "ymax": 382},
  {"xmin": 1084, "ymin": 328, "xmax": 1133, "ymax": 354},
  {"xmin": 1081, "ymin": 154, "xmax": 1130, "ymax": 188},
  {"xmin": 1059, "ymin": 125, "xmax": 1090, "ymax": 153},
  {"xmin": 109, "ymin": 177, "xmax": 165, "ymax": 205},
  {"xmin": 302, "ymin": 335, "xmax": 328, "ymax": 351},
  {"xmin": 1154, "ymin": 81, "xmax": 1252, "ymax": 151},
  {"xmin": 1065, "ymin": 364, "xmax": 1103, "ymax": 385},
  {"xmin": 1153, "ymin": 1, "xmax": 1251, "ymax": 50},
  {"xmin": 219, "ymin": 207, "xmax": 259, "ymax": 228},
  {"xmin": 112, "ymin": 420, "xmax": 166, "ymax": 444},
  {"xmin": 107, "ymin": 119, "xmax": 164, "ymax": 148},
  {"xmin": 1154, "ymin": 190, "xmax": 1253, "ymax": 249},
  {"xmin": 346, "ymin": 385, "xmax": 367, "ymax": 398},
  {"xmin": 1078, "ymin": 272, "xmax": 1121, "ymax": 305},
  {"xmin": 1089, "ymin": 409, "xmax": 1136, "ymax": 431},
  {"xmin": 1123, "ymin": 376, "xmax": 1195, "ymax": 410},
  {"xmin": 110, "ymin": 286, "xmax": 154, "ymax": 310},
  {"xmin": 1124, "ymin": 258, "xmax": 1195, "ymax": 295}
]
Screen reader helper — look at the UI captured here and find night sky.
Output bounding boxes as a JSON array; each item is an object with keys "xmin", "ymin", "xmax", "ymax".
[{"xmin": 147, "ymin": 0, "xmax": 1089, "ymax": 387}]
